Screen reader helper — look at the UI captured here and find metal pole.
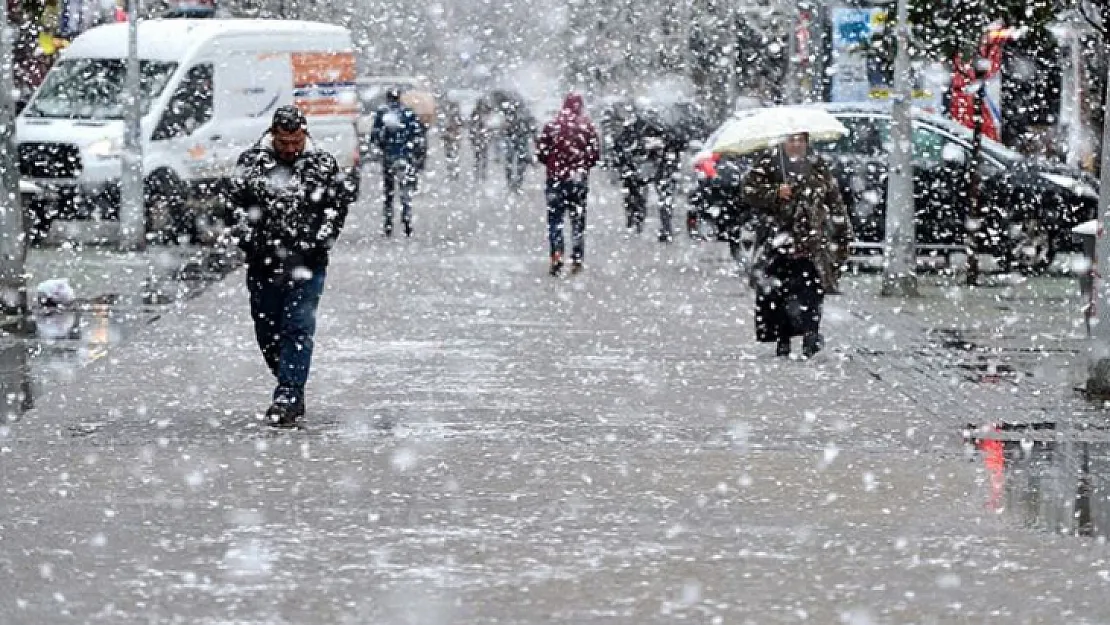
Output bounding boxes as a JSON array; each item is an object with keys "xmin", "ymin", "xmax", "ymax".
[
  {"xmin": 1085, "ymin": 42, "xmax": 1110, "ymax": 397},
  {"xmin": 0, "ymin": 0, "xmax": 28, "ymax": 326},
  {"xmin": 965, "ymin": 69, "xmax": 985, "ymax": 286},
  {"xmin": 880, "ymin": 0, "xmax": 917, "ymax": 297},
  {"xmin": 119, "ymin": 0, "xmax": 145, "ymax": 250},
  {"xmin": 725, "ymin": 1, "xmax": 737, "ymax": 119}
]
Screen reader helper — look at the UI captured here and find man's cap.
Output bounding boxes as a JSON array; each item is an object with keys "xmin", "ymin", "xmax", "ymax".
[{"xmin": 272, "ymin": 105, "xmax": 308, "ymax": 132}]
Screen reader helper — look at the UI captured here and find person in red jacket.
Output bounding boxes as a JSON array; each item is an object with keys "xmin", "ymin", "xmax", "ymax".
[{"xmin": 536, "ymin": 93, "xmax": 600, "ymax": 275}]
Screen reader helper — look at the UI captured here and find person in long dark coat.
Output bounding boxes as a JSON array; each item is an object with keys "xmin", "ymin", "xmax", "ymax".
[{"xmin": 744, "ymin": 133, "xmax": 852, "ymax": 359}]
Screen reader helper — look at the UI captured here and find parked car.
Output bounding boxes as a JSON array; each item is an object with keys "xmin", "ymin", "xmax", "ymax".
[
  {"xmin": 17, "ymin": 19, "xmax": 361, "ymax": 244},
  {"xmin": 689, "ymin": 102, "xmax": 1100, "ymax": 273}
]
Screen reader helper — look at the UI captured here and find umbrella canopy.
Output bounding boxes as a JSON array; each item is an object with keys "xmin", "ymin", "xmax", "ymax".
[
  {"xmin": 708, "ymin": 106, "xmax": 849, "ymax": 156},
  {"xmin": 400, "ymin": 90, "xmax": 437, "ymax": 126}
]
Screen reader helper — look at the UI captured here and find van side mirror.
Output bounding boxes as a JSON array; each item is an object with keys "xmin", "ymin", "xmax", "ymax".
[{"xmin": 941, "ymin": 142, "xmax": 966, "ymax": 165}]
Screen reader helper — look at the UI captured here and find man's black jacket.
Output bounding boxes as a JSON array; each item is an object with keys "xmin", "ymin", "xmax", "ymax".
[{"xmin": 229, "ymin": 134, "xmax": 358, "ymax": 273}]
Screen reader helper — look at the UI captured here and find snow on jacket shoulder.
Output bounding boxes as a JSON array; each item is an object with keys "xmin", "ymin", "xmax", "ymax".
[
  {"xmin": 370, "ymin": 101, "xmax": 427, "ymax": 164},
  {"xmin": 229, "ymin": 135, "xmax": 356, "ymax": 271},
  {"xmin": 536, "ymin": 94, "xmax": 600, "ymax": 181}
]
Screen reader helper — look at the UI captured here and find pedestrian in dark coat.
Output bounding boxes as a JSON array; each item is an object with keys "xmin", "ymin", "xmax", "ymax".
[
  {"xmin": 501, "ymin": 101, "xmax": 536, "ymax": 193},
  {"xmin": 744, "ymin": 132, "xmax": 852, "ymax": 358},
  {"xmin": 439, "ymin": 98, "xmax": 464, "ymax": 179},
  {"xmin": 469, "ymin": 99, "xmax": 494, "ymax": 182},
  {"xmin": 612, "ymin": 107, "xmax": 684, "ymax": 241},
  {"xmin": 229, "ymin": 105, "xmax": 358, "ymax": 427},
  {"xmin": 535, "ymin": 92, "xmax": 600, "ymax": 275},
  {"xmin": 370, "ymin": 88, "xmax": 427, "ymax": 237}
]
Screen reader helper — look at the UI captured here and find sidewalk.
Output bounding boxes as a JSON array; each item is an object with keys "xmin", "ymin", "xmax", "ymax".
[{"xmin": 3, "ymin": 175, "xmax": 1110, "ymax": 623}]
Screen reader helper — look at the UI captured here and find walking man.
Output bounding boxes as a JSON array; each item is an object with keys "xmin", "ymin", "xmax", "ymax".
[
  {"xmin": 536, "ymin": 93, "xmax": 600, "ymax": 275},
  {"xmin": 230, "ymin": 105, "xmax": 358, "ymax": 427},
  {"xmin": 370, "ymin": 88, "xmax": 427, "ymax": 237}
]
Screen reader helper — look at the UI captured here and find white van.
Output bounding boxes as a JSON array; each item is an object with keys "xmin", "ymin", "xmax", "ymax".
[{"xmin": 16, "ymin": 19, "xmax": 360, "ymax": 241}]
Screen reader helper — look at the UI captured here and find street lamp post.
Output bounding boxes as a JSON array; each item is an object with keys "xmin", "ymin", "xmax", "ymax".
[
  {"xmin": 0, "ymin": 0, "xmax": 28, "ymax": 327},
  {"xmin": 118, "ymin": 0, "xmax": 145, "ymax": 251},
  {"xmin": 880, "ymin": 0, "xmax": 917, "ymax": 297}
]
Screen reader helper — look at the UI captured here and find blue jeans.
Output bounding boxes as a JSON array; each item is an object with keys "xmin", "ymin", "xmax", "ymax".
[
  {"xmin": 246, "ymin": 266, "xmax": 326, "ymax": 406},
  {"xmin": 546, "ymin": 180, "xmax": 588, "ymax": 263},
  {"xmin": 382, "ymin": 158, "xmax": 417, "ymax": 228}
]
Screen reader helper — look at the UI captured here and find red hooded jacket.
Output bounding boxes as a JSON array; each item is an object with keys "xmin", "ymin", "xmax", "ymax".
[{"xmin": 536, "ymin": 93, "xmax": 600, "ymax": 181}]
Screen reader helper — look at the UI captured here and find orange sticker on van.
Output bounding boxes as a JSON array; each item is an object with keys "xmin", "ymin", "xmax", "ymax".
[{"xmin": 291, "ymin": 51, "xmax": 357, "ymax": 117}]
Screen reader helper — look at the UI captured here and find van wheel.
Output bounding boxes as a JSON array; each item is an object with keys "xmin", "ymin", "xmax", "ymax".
[{"xmin": 145, "ymin": 170, "xmax": 193, "ymax": 245}]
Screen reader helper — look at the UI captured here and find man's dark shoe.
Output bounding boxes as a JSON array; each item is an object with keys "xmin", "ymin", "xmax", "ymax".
[
  {"xmin": 265, "ymin": 401, "xmax": 299, "ymax": 428},
  {"xmin": 776, "ymin": 338, "xmax": 791, "ymax": 357},
  {"xmin": 802, "ymin": 332, "xmax": 823, "ymax": 359},
  {"xmin": 549, "ymin": 252, "xmax": 563, "ymax": 276}
]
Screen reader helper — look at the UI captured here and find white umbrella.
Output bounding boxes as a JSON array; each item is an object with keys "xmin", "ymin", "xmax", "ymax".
[{"xmin": 708, "ymin": 106, "xmax": 849, "ymax": 156}]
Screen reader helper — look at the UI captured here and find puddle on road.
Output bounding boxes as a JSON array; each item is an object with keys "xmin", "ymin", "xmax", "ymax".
[
  {"xmin": 966, "ymin": 423, "xmax": 1110, "ymax": 539},
  {"xmin": 0, "ymin": 247, "xmax": 239, "ymax": 424}
]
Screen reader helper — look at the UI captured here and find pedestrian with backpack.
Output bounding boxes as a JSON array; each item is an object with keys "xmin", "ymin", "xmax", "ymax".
[
  {"xmin": 535, "ymin": 93, "xmax": 600, "ymax": 275},
  {"xmin": 370, "ymin": 88, "xmax": 427, "ymax": 237}
]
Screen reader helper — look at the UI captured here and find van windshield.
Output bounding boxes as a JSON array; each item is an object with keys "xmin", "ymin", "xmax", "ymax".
[{"xmin": 23, "ymin": 58, "xmax": 178, "ymax": 120}]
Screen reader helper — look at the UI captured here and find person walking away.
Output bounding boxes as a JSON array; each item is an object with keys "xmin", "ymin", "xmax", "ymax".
[
  {"xmin": 439, "ymin": 98, "xmax": 464, "ymax": 180},
  {"xmin": 612, "ymin": 107, "xmax": 682, "ymax": 241},
  {"xmin": 640, "ymin": 108, "xmax": 684, "ymax": 242},
  {"xmin": 229, "ymin": 106, "xmax": 358, "ymax": 427},
  {"xmin": 611, "ymin": 108, "xmax": 650, "ymax": 234},
  {"xmin": 744, "ymin": 132, "xmax": 852, "ymax": 359},
  {"xmin": 370, "ymin": 88, "xmax": 427, "ymax": 237},
  {"xmin": 502, "ymin": 101, "xmax": 536, "ymax": 193},
  {"xmin": 535, "ymin": 93, "xmax": 600, "ymax": 276},
  {"xmin": 469, "ymin": 99, "xmax": 493, "ymax": 182}
]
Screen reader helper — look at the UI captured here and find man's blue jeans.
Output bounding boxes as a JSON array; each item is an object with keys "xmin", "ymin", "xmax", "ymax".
[
  {"xmin": 382, "ymin": 158, "xmax": 417, "ymax": 228},
  {"xmin": 546, "ymin": 180, "xmax": 588, "ymax": 263},
  {"xmin": 247, "ymin": 266, "xmax": 326, "ymax": 407}
]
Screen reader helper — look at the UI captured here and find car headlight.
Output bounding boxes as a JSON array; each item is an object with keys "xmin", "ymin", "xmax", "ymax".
[
  {"xmin": 86, "ymin": 137, "xmax": 123, "ymax": 159},
  {"xmin": 1040, "ymin": 172, "xmax": 1099, "ymax": 200}
]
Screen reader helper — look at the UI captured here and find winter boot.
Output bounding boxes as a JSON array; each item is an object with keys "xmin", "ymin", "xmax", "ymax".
[
  {"xmin": 403, "ymin": 220, "xmax": 414, "ymax": 238},
  {"xmin": 549, "ymin": 252, "xmax": 563, "ymax": 276},
  {"xmin": 802, "ymin": 332, "xmax": 823, "ymax": 359},
  {"xmin": 265, "ymin": 396, "xmax": 303, "ymax": 428},
  {"xmin": 571, "ymin": 261, "xmax": 584, "ymax": 275},
  {"xmin": 383, "ymin": 221, "xmax": 393, "ymax": 238}
]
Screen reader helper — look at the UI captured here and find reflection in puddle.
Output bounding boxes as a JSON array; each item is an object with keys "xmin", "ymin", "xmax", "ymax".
[
  {"xmin": 1, "ymin": 248, "xmax": 240, "ymax": 425},
  {"xmin": 967, "ymin": 423, "xmax": 1110, "ymax": 538}
]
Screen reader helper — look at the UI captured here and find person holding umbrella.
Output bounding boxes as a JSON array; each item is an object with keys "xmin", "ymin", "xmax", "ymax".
[{"xmin": 735, "ymin": 109, "xmax": 852, "ymax": 359}]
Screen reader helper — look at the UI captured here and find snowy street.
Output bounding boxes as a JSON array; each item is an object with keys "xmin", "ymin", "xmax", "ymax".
[{"xmin": 1, "ymin": 154, "xmax": 1110, "ymax": 622}]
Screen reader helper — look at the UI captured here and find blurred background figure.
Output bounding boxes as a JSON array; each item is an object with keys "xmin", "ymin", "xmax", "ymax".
[
  {"xmin": 469, "ymin": 98, "xmax": 494, "ymax": 182},
  {"xmin": 496, "ymin": 92, "xmax": 537, "ymax": 193},
  {"xmin": 438, "ymin": 97, "xmax": 464, "ymax": 180}
]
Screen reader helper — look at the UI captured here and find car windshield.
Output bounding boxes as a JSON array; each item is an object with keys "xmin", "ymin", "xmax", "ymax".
[{"xmin": 24, "ymin": 58, "xmax": 178, "ymax": 120}]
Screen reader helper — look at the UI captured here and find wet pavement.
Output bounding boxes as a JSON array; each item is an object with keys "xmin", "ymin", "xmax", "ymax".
[
  {"xmin": 5, "ymin": 158, "xmax": 1110, "ymax": 623},
  {"xmin": 0, "ymin": 235, "xmax": 240, "ymax": 424}
]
